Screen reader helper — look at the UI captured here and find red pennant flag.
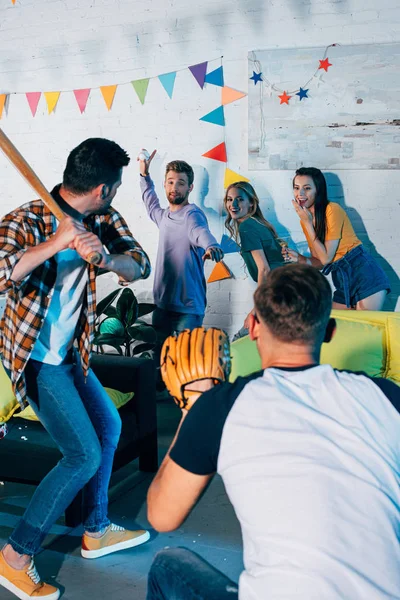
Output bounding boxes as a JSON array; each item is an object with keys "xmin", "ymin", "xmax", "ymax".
[
  {"xmin": 26, "ymin": 92, "xmax": 41, "ymax": 117},
  {"xmin": 73, "ymin": 89, "xmax": 91, "ymax": 113},
  {"xmin": 202, "ymin": 142, "xmax": 227, "ymax": 163}
]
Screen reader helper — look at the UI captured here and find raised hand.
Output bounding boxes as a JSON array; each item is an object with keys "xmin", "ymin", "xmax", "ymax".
[{"xmin": 137, "ymin": 148, "xmax": 157, "ymax": 176}]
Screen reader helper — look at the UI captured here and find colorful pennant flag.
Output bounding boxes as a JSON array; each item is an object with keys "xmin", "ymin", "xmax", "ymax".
[
  {"xmin": 224, "ymin": 168, "xmax": 250, "ymax": 189},
  {"xmin": 202, "ymin": 142, "xmax": 227, "ymax": 163},
  {"xmin": 205, "ymin": 66, "xmax": 224, "ymax": 87},
  {"xmin": 207, "ymin": 260, "xmax": 233, "ymax": 283},
  {"xmin": 189, "ymin": 62, "xmax": 208, "ymax": 89},
  {"xmin": 221, "ymin": 86, "xmax": 247, "ymax": 106},
  {"xmin": 132, "ymin": 79, "xmax": 150, "ymax": 105},
  {"xmin": 0, "ymin": 94, "xmax": 7, "ymax": 119},
  {"xmin": 100, "ymin": 85, "xmax": 117, "ymax": 110},
  {"xmin": 26, "ymin": 92, "xmax": 41, "ymax": 117},
  {"xmin": 11, "ymin": 0, "xmax": 16, "ymax": 4},
  {"xmin": 220, "ymin": 234, "xmax": 240, "ymax": 254},
  {"xmin": 73, "ymin": 89, "xmax": 91, "ymax": 113},
  {"xmin": 200, "ymin": 106, "xmax": 225, "ymax": 126},
  {"xmin": 44, "ymin": 91, "xmax": 60, "ymax": 114},
  {"xmin": 158, "ymin": 72, "xmax": 176, "ymax": 99}
]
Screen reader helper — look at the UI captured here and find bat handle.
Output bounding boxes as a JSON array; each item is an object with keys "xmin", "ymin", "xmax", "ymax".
[{"xmin": 86, "ymin": 251, "xmax": 102, "ymax": 265}]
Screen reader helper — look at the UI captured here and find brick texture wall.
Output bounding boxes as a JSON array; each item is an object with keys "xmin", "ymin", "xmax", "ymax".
[{"xmin": 0, "ymin": 0, "xmax": 399, "ymax": 333}]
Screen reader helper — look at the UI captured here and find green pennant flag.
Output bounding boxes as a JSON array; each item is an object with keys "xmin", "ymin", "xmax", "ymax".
[{"xmin": 131, "ymin": 79, "xmax": 150, "ymax": 105}]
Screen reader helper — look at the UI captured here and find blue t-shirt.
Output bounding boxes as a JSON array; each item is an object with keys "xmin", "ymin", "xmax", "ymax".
[{"xmin": 140, "ymin": 176, "xmax": 220, "ymax": 315}]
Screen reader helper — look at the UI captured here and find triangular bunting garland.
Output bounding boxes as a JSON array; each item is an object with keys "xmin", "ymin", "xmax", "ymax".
[
  {"xmin": 158, "ymin": 72, "xmax": 176, "ymax": 99},
  {"xmin": 202, "ymin": 142, "xmax": 227, "ymax": 163},
  {"xmin": 189, "ymin": 62, "xmax": 208, "ymax": 89},
  {"xmin": 207, "ymin": 260, "xmax": 233, "ymax": 283},
  {"xmin": 44, "ymin": 91, "xmax": 60, "ymax": 114},
  {"xmin": 204, "ymin": 66, "xmax": 224, "ymax": 87},
  {"xmin": 73, "ymin": 89, "xmax": 91, "ymax": 114},
  {"xmin": 100, "ymin": 85, "xmax": 117, "ymax": 110},
  {"xmin": 224, "ymin": 168, "xmax": 250, "ymax": 188},
  {"xmin": 26, "ymin": 92, "xmax": 41, "ymax": 117},
  {"xmin": 220, "ymin": 234, "xmax": 240, "ymax": 254},
  {"xmin": 0, "ymin": 94, "xmax": 7, "ymax": 119},
  {"xmin": 222, "ymin": 86, "xmax": 247, "ymax": 106},
  {"xmin": 200, "ymin": 105, "xmax": 225, "ymax": 126},
  {"xmin": 131, "ymin": 79, "xmax": 150, "ymax": 105}
]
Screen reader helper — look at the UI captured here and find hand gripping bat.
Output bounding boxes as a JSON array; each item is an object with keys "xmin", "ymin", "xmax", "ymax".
[{"xmin": 0, "ymin": 127, "xmax": 102, "ymax": 265}]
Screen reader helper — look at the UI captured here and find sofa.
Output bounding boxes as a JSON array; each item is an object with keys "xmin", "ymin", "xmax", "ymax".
[
  {"xmin": 0, "ymin": 353, "xmax": 158, "ymax": 527},
  {"xmin": 230, "ymin": 310, "xmax": 400, "ymax": 384}
]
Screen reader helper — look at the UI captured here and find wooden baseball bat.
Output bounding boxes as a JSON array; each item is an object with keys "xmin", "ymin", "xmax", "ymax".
[{"xmin": 0, "ymin": 127, "xmax": 102, "ymax": 265}]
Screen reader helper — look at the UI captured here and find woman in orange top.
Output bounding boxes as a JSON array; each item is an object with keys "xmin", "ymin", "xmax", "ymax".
[{"xmin": 285, "ymin": 167, "xmax": 390, "ymax": 310}]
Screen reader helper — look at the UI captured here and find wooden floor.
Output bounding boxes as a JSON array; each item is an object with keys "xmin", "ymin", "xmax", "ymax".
[{"xmin": 0, "ymin": 400, "xmax": 243, "ymax": 599}]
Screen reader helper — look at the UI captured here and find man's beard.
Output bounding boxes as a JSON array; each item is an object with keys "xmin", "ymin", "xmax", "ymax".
[{"xmin": 167, "ymin": 193, "xmax": 188, "ymax": 205}]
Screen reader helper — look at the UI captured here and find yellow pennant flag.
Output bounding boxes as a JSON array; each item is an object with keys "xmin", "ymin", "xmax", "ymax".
[
  {"xmin": 224, "ymin": 168, "xmax": 250, "ymax": 189},
  {"xmin": 0, "ymin": 94, "xmax": 7, "ymax": 119},
  {"xmin": 100, "ymin": 85, "xmax": 117, "ymax": 110},
  {"xmin": 44, "ymin": 91, "xmax": 60, "ymax": 114}
]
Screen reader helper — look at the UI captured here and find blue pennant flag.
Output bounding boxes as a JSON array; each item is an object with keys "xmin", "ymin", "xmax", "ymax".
[
  {"xmin": 204, "ymin": 66, "xmax": 224, "ymax": 87},
  {"xmin": 200, "ymin": 105, "xmax": 225, "ymax": 126},
  {"xmin": 220, "ymin": 234, "xmax": 240, "ymax": 254},
  {"xmin": 158, "ymin": 72, "xmax": 177, "ymax": 99}
]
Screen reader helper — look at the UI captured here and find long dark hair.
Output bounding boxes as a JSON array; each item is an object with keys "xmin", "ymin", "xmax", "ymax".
[
  {"xmin": 293, "ymin": 167, "xmax": 329, "ymax": 244},
  {"xmin": 223, "ymin": 181, "xmax": 277, "ymax": 245}
]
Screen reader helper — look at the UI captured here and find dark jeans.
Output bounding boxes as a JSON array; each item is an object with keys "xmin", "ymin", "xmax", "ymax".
[
  {"xmin": 152, "ymin": 308, "xmax": 204, "ymax": 369},
  {"xmin": 147, "ymin": 548, "xmax": 239, "ymax": 600},
  {"xmin": 8, "ymin": 351, "xmax": 121, "ymax": 556}
]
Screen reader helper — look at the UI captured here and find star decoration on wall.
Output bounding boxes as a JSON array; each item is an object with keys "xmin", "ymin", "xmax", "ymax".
[
  {"xmin": 278, "ymin": 91, "xmax": 291, "ymax": 105},
  {"xmin": 295, "ymin": 87, "xmax": 309, "ymax": 100},
  {"xmin": 319, "ymin": 58, "xmax": 332, "ymax": 72},
  {"xmin": 250, "ymin": 71, "xmax": 263, "ymax": 85}
]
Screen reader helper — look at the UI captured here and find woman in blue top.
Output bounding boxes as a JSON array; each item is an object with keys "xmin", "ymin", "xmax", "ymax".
[{"xmin": 224, "ymin": 181, "xmax": 285, "ymax": 337}]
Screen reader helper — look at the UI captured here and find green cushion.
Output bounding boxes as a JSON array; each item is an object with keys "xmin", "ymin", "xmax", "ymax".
[{"xmin": 230, "ymin": 335, "xmax": 261, "ymax": 382}]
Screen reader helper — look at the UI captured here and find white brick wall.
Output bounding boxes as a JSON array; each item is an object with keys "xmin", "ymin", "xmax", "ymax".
[{"xmin": 0, "ymin": 0, "xmax": 399, "ymax": 334}]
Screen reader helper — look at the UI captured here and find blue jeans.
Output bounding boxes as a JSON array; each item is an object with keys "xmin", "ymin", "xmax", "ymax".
[
  {"xmin": 8, "ymin": 351, "xmax": 121, "ymax": 556},
  {"xmin": 147, "ymin": 548, "xmax": 239, "ymax": 600}
]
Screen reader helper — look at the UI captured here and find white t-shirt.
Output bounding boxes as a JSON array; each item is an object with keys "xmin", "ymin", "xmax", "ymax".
[
  {"xmin": 31, "ymin": 248, "xmax": 88, "ymax": 364},
  {"xmin": 171, "ymin": 365, "xmax": 400, "ymax": 599}
]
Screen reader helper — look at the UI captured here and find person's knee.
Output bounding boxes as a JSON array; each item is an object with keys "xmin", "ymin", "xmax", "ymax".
[{"xmin": 63, "ymin": 437, "xmax": 102, "ymax": 482}]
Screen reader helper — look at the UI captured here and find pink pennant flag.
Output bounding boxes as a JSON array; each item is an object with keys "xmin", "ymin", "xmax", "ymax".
[
  {"xmin": 73, "ymin": 89, "xmax": 91, "ymax": 114},
  {"xmin": 26, "ymin": 92, "xmax": 41, "ymax": 117}
]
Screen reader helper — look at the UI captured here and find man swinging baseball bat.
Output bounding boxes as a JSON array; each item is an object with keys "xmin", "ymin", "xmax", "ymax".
[
  {"xmin": 147, "ymin": 264, "xmax": 400, "ymax": 600},
  {"xmin": 0, "ymin": 135, "xmax": 152, "ymax": 600}
]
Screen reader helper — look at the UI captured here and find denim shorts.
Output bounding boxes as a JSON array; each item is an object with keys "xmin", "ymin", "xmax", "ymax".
[{"xmin": 323, "ymin": 245, "xmax": 390, "ymax": 308}]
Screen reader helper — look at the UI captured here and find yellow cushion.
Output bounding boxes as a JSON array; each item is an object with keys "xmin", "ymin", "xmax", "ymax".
[
  {"xmin": 330, "ymin": 310, "xmax": 400, "ymax": 383},
  {"xmin": 321, "ymin": 317, "xmax": 385, "ymax": 377},
  {"xmin": 0, "ymin": 362, "xmax": 19, "ymax": 424},
  {"xmin": 230, "ymin": 310, "xmax": 400, "ymax": 383},
  {"xmin": 14, "ymin": 387, "xmax": 134, "ymax": 421}
]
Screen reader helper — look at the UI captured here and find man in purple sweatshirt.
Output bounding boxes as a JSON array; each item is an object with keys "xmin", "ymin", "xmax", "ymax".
[{"xmin": 139, "ymin": 151, "xmax": 223, "ymax": 351}]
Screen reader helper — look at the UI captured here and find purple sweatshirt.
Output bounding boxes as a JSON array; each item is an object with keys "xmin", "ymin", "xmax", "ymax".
[{"xmin": 140, "ymin": 175, "xmax": 220, "ymax": 315}]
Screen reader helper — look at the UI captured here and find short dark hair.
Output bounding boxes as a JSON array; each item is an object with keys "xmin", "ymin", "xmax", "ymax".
[
  {"xmin": 165, "ymin": 160, "xmax": 194, "ymax": 186},
  {"xmin": 254, "ymin": 264, "xmax": 332, "ymax": 345},
  {"xmin": 63, "ymin": 138, "xmax": 130, "ymax": 194}
]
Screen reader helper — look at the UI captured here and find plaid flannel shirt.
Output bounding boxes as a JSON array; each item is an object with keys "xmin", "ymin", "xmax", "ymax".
[{"xmin": 0, "ymin": 186, "xmax": 151, "ymax": 408}]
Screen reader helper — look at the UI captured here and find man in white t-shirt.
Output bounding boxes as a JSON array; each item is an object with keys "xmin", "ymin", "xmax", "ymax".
[
  {"xmin": 146, "ymin": 264, "xmax": 400, "ymax": 600},
  {"xmin": 0, "ymin": 138, "xmax": 152, "ymax": 600}
]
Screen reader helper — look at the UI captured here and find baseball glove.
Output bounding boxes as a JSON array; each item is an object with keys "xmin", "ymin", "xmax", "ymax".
[{"xmin": 160, "ymin": 327, "xmax": 231, "ymax": 410}]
